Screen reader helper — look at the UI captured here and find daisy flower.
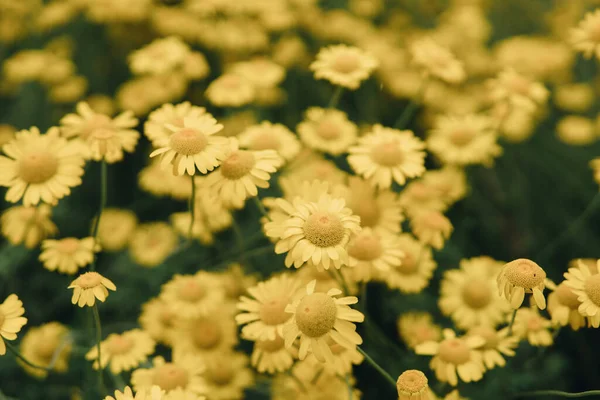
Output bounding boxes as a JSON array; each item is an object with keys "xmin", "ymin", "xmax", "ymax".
[
  {"xmin": 129, "ymin": 222, "xmax": 179, "ymax": 268},
  {"xmin": 231, "ymin": 57, "xmax": 286, "ymax": 89},
  {"xmin": 282, "ymin": 151, "xmax": 347, "ymax": 185},
  {"xmin": 128, "ymin": 36, "xmax": 190, "ymax": 76},
  {"xmin": 297, "ymin": 107, "xmax": 358, "ymax": 155},
  {"xmin": 131, "ymin": 354, "xmax": 206, "ymax": 395},
  {"xmin": 205, "ymin": 138, "xmax": 282, "ymax": 209},
  {"xmin": 218, "ymin": 263, "xmax": 258, "ymax": 301},
  {"xmin": 250, "ymin": 334, "xmax": 297, "ymax": 374},
  {"xmin": 104, "ymin": 386, "xmax": 165, "ymax": 400},
  {"xmin": 139, "ymin": 298, "xmax": 178, "ymax": 346},
  {"xmin": 171, "ymin": 309, "xmax": 238, "ymax": 357},
  {"xmin": 348, "ymin": 124, "xmax": 426, "ymax": 189},
  {"xmin": 0, "ymin": 127, "xmax": 85, "ymax": 206},
  {"xmin": 512, "ymin": 308, "xmax": 553, "ymax": 347},
  {"xmin": 68, "ymin": 272, "xmax": 117, "ymax": 307},
  {"xmin": 410, "ymin": 37, "xmax": 465, "ymax": 84},
  {"xmin": 379, "ymin": 234, "xmax": 437, "ymax": 293},
  {"xmin": 266, "ymin": 194, "xmax": 361, "ymax": 270},
  {"xmin": 497, "ymin": 258, "xmax": 547, "ymax": 310},
  {"xmin": 410, "ymin": 210, "xmax": 453, "ymax": 250},
  {"xmin": 1, "ymin": 204, "xmax": 57, "ymax": 248},
  {"xmin": 18, "ymin": 322, "xmax": 71, "ymax": 378},
  {"xmin": 138, "ymin": 160, "xmax": 194, "ymax": 200},
  {"xmin": 205, "ymin": 73, "xmax": 255, "ymax": 107},
  {"xmin": 467, "ymin": 326, "xmax": 518, "ymax": 370},
  {"xmin": 415, "ymin": 329, "xmax": 485, "ymax": 386},
  {"xmin": 397, "ymin": 312, "xmax": 442, "ymax": 350},
  {"xmin": 427, "ymin": 114, "xmax": 502, "ymax": 167},
  {"xmin": 396, "ymin": 369, "xmax": 432, "ymax": 400},
  {"xmin": 149, "ymin": 114, "xmax": 230, "ymax": 176},
  {"xmin": 97, "ymin": 208, "xmax": 138, "ymax": 252},
  {"xmin": 564, "ymin": 259, "xmax": 600, "ymax": 327},
  {"xmin": 439, "ymin": 257, "xmax": 511, "ymax": 329},
  {"xmin": 556, "ymin": 115, "xmax": 596, "ymax": 146},
  {"xmin": 570, "ymin": 9, "xmax": 600, "ymax": 59},
  {"xmin": 421, "ymin": 167, "xmax": 467, "ymax": 206},
  {"xmin": 201, "ymin": 352, "xmax": 254, "ymax": 400},
  {"xmin": 160, "ymin": 272, "xmax": 225, "ymax": 318},
  {"xmin": 310, "ymin": 44, "xmax": 378, "ymax": 90},
  {"xmin": 144, "ymin": 102, "xmax": 207, "ymax": 147},
  {"xmin": 0, "ymin": 294, "xmax": 28, "ymax": 355},
  {"xmin": 39, "ymin": 237, "xmax": 97, "ymax": 275},
  {"xmin": 399, "ymin": 180, "xmax": 448, "ymax": 219},
  {"xmin": 547, "ymin": 281, "xmax": 587, "ymax": 330},
  {"xmin": 347, "ymin": 228, "xmax": 404, "ymax": 283},
  {"xmin": 487, "ymin": 68, "xmax": 549, "ymax": 112},
  {"xmin": 238, "ymin": 121, "xmax": 301, "ymax": 162},
  {"xmin": 283, "ymin": 280, "xmax": 365, "ymax": 363},
  {"xmin": 86, "ymin": 329, "xmax": 156, "ymax": 374},
  {"xmin": 60, "ymin": 101, "xmax": 140, "ymax": 163}
]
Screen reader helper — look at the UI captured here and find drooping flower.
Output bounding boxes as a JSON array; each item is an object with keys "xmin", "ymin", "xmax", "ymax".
[
  {"xmin": 68, "ymin": 272, "xmax": 117, "ymax": 307},
  {"xmin": 497, "ymin": 258, "xmax": 546, "ymax": 310},
  {"xmin": 396, "ymin": 369, "xmax": 431, "ymax": 400}
]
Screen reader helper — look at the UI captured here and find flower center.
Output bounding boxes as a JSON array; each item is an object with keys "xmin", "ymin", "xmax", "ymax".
[
  {"xmin": 106, "ymin": 335, "xmax": 134, "ymax": 355},
  {"xmin": 295, "ymin": 293, "xmax": 337, "ymax": 338},
  {"xmin": 348, "ymin": 233, "xmax": 382, "ymax": 261},
  {"xmin": 332, "ymin": 53, "xmax": 360, "ymax": 74},
  {"xmin": 303, "ymin": 211, "xmax": 346, "ymax": 248},
  {"xmin": 396, "ymin": 370, "xmax": 428, "ymax": 395},
  {"xmin": 255, "ymin": 335, "xmax": 285, "ymax": 353},
  {"xmin": 259, "ymin": 296, "xmax": 292, "ymax": 326},
  {"xmin": 503, "ymin": 259, "xmax": 546, "ymax": 290},
  {"xmin": 462, "ymin": 279, "xmax": 492, "ymax": 309},
  {"xmin": 206, "ymin": 362, "xmax": 233, "ymax": 386},
  {"xmin": 422, "ymin": 211, "xmax": 447, "ymax": 229},
  {"xmin": 555, "ymin": 282, "xmax": 581, "ymax": 309},
  {"xmin": 192, "ymin": 319, "xmax": 222, "ymax": 349},
  {"xmin": 508, "ymin": 74, "xmax": 531, "ymax": 96},
  {"xmin": 316, "ymin": 119, "xmax": 341, "ymax": 140},
  {"xmin": 350, "ymin": 197, "xmax": 381, "ymax": 228},
  {"xmin": 397, "ymin": 252, "xmax": 418, "ymax": 274},
  {"xmin": 18, "ymin": 151, "xmax": 59, "ymax": 184},
  {"xmin": 370, "ymin": 142, "xmax": 402, "ymax": 167},
  {"xmin": 583, "ymin": 273, "xmax": 600, "ymax": 306},
  {"xmin": 77, "ymin": 272, "xmax": 102, "ymax": 289},
  {"xmin": 220, "ymin": 150, "xmax": 255, "ymax": 180},
  {"xmin": 169, "ymin": 128, "xmax": 208, "ymax": 156},
  {"xmin": 414, "ymin": 326, "xmax": 436, "ymax": 343},
  {"xmin": 81, "ymin": 115, "xmax": 113, "ymax": 139},
  {"xmin": 438, "ymin": 338, "xmax": 470, "ymax": 365},
  {"xmin": 91, "ymin": 128, "xmax": 115, "ymax": 140},
  {"xmin": 527, "ymin": 315, "xmax": 544, "ymax": 331},
  {"xmin": 449, "ymin": 129, "xmax": 475, "ymax": 147},
  {"xmin": 154, "ymin": 364, "xmax": 189, "ymax": 391},
  {"xmin": 57, "ymin": 238, "xmax": 80, "ymax": 254},
  {"xmin": 251, "ymin": 132, "xmax": 280, "ymax": 151},
  {"xmin": 36, "ymin": 337, "xmax": 60, "ymax": 360},
  {"xmin": 468, "ymin": 326, "xmax": 498, "ymax": 350},
  {"xmin": 179, "ymin": 280, "xmax": 205, "ymax": 302}
]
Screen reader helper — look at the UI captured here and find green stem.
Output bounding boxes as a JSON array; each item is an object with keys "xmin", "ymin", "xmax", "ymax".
[
  {"xmin": 90, "ymin": 161, "xmax": 108, "ymax": 271},
  {"xmin": 92, "ymin": 305, "xmax": 105, "ymax": 391},
  {"xmin": 357, "ymin": 346, "xmax": 396, "ymax": 388},
  {"xmin": 393, "ymin": 80, "xmax": 428, "ymax": 129},
  {"xmin": 188, "ymin": 176, "xmax": 196, "ymax": 242},
  {"xmin": 253, "ymin": 196, "xmax": 269, "ymax": 218},
  {"xmin": 328, "ymin": 86, "xmax": 344, "ymax": 109},
  {"xmin": 5, "ymin": 341, "xmax": 51, "ymax": 371},
  {"xmin": 516, "ymin": 390, "xmax": 600, "ymax": 398},
  {"xmin": 507, "ymin": 309, "xmax": 517, "ymax": 336}
]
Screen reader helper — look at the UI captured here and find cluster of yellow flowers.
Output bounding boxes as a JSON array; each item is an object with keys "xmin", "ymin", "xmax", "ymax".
[{"xmin": 2, "ymin": 0, "xmax": 600, "ymax": 399}]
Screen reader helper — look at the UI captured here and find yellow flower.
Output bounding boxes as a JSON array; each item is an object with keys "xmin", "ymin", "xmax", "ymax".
[
  {"xmin": 547, "ymin": 281, "xmax": 587, "ymax": 330},
  {"xmin": 556, "ymin": 115, "xmax": 595, "ymax": 146},
  {"xmin": 399, "ymin": 180, "xmax": 448, "ymax": 219},
  {"xmin": 139, "ymin": 160, "xmax": 194, "ymax": 200},
  {"xmin": 554, "ymin": 83, "xmax": 595, "ymax": 113},
  {"xmin": 397, "ymin": 312, "xmax": 442, "ymax": 350},
  {"xmin": 60, "ymin": 101, "xmax": 140, "ymax": 163},
  {"xmin": 160, "ymin": 272, "xmax": 225, "ymax": 319},
  {"xmin": 205, "ymin": 138, "xmax": 282, "ymax": 209},
  {"xmin": 150, "ymin": 114, "xmax": 230, "ymax": 176},
  {"xmin": 129, "ymin": 36, "xmax": 190, "ymax": 76},
  {"xmin": 131, "ymin": 354, "xmax": 206, "ymax": 395},
  {"xmin": 297, "ymin": 107, "xmax": 358, "ymax": 155},
  {"xmin": 1, "ymin": 204, "xmax": 57, "ymax": 248},
  {"xmin": 564, "ymin": 259, "xmax": 600, "ymax": 327},
  {"xmin": 201, "ymin": 351, "xmax": 254, "ymax": 400},
  {"xmin": 129, "ymin": 222, "xmax": 178, "ymax": 268},
  {"xmin": 396, "ymin": 369, "xmax": 431, "ymax": 400},
  {"xmin": 144, "ymin": 102, "xmax": 208, "ymax": 148},
  {"xmin": 139, "ymin": 298, "xmax": 177, "ymax": 346},
  {"xmin": 0, "ymin": 294, "xmax": 28, "ymax": 355},
  {"xmin": 570, "ymin": 9, "xmax": 600, "ymax": 59},
  {"xmin": 487, "ymin": 68, "xmax": 549, "ymax": 112},
  {"xmin": 249, "ymin": 334, "xmax": 297, "ymax": 374},
  {"xmin": 410, "ymin": 37, "xmax": 465, "ymax": 84},
  {"xmin": 83, "ymin": 0, "xmax": 151, "ymax": 23},
  {"xmin": 218, "ymin": 263, "xmax": 258, "ymax": 301},
  {"xmin": 410, "ymin": 210, "xmax": 453, "ymax": 250},
  {"xmin": 231, "ymin": 57, "xmax": 286, "ymax": 89},
  {"xmin": 86, "ymin": 329, "xmax": 156, "ymax": 374},
  {"xmin": 0, "ymin": 127, "xmax": 85, "ymax": 206},
  {"xmin": 0, "ymin": 124, "xmax": 15, "ymax": 147},
  {"xmin": 205, "ymin": 73, "xmax": 256, "ymax": 107},
  {"xmin": 68, "ymin": 272, "xmax": 117, "ymax": 307},
  {"xmin": 171, "ymin": 309, "xmax": 238, "ymax": 357},
  {"xmin": 39, "ymin": 237, "xmax": 98, "ymax": 275},
  {"xmin": 301, "ymin": 338, "xmax": 364, "ymax": 376},
  {"xmin": 97, "ymin": 208, "xmax": 138, "ymax": 252},
  {"xmin": 415, "ymin": 329, "xmax": 485, "ymax": 386},
  {"xmin": 18, "ymin": 322, "xmax": 71, "ymax": 378},
  {"xmin": 420, "ymin": 167, "xmax": 467, "ymax": 207},
  {"xmin": 512, "ymin": 308, "xmax": 553, "ymax": 347},
  {"xmin": 105, "ymin": 386, "xmax": 165, "ymax": 400},
  {"xmin": 236, "ymin": 273, "xmax": 302, "ymax": 341},
  {"xmin": 238, "ymin": 121, "xmax": 301, "ymax": 162},
  {"xmin": 467, "ymin": 326, "xmax": 518, "ymax": 370},
  {"xmin": 348, "ymin": 124, "xmax": 426, "ymax": 189},
  {"xmin": 310, "ymin": 44, "xmax": 378, "ymax": 90},
  {"xmin": 347, "ymin": 228, "xmax": 404, "ymax": 283},
  {"xmin": 497, "ymin": 258, "xmax": 546, "ymax": 310},
  {"xmin": 283, "ymin": 280, "xmax": 364, "ymax": 363}
]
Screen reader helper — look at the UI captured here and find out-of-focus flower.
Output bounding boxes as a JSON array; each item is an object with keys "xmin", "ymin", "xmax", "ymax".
[{"xmin": 310, "ymin": 44, "xmax": 378, "ymax": 90}]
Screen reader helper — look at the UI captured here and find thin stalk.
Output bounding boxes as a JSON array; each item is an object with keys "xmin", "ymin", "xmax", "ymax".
[
  {"xmin": 92, "ymin": 305, "xmax": 105, "ymax": 391},
  {"xmin": 90, "ymin": 161, "xmax": 108, "ymax": 271},
  {"xmin": 5, "ymin": 341, "xmax": 51, "ymax": 371},
  {"xmin": 253, "ymin": 196, "xmax": 269, "ymax": 218},
  {"xmin": 328, "ymin": 86, "xmax": 344, "ymax": 109},
  {"xmin": 188, "ymin": 176, "xmax": 196, "ymax": 242},
  {"xmin": 393, "ymin": 79, "xmax": 429, "ymax": 129},
  {"xmin": 356, "ymin": 346, "xmax": 396, "ymax": 388},
  {"xmin": 507, "ymin": 309, "xmax": 517, "ymax": 336},
  {"xmin": 516, "ymin": 390, "xmax": 600, "ymax": 398},
  {"xmin": 345, "ymin": 374, "xmax": 353, "ymax": 400}
]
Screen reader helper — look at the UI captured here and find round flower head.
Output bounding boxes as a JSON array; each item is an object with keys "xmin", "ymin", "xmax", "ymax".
[
  {"xmin": 427, "ymin": 114, "xmax": 502, "ymax": 167},
  {"xmin": 0, "ymin": 127, "xmax": 85, "ymax": 206},
  {"xmin": 310, "ymin": 44, "xmax": 378, "ymax": 90},
  {"xmin": 231, "ymin": 57, "xmax": 286, "ymax": 89},
  {"xmin": 297, "ymin": 107, "xmax": 358, "ymax": 155},
  {"xmin": 439, "ymin": 257, "xmax": 510, "ymax": 329},
  {"xmin": 467, "ymin": 326, "xmax": 518, "ymax": 370},
  {"xmin": 556, "ymin": 115, "xmax": 595, "ymax": 146},
  {"xmin": 201, "ymin": 352, "xmax": 254, "ymax": 400},
  {"xmin": 139, "ymin": 160, "xmax": 194, "ymax": 200},
  {"xmin": 160, "ymin": 272, "xmax": 225, "ymax": 319},
  {"xmin": 512, "ymin": 308, "xmax": 553, "ymax": 347},
  {"xmin": 129, "ymin": 222, "xmax": 179, "ymax": 268},
  {"xmin": 250, "ymin": 332, "xmax": 297, "ymax": 374},
  {"xmin": 410, "ymin": 210, "xmax": 453, "ymax": 250},
  {"xmin": 131, "ymin": 354, "xmax": 206, "ymax": 395},
  {"xmin": 144, "ymin": 102, "xmax": 207, "ymax": 147},
  {"xmin": 139, "ymin": 298, "xmax": 178, "ymax": 346},
  {"xmin": 410, "ymin": 37, "xmax": 465, "ymax": 84},
  {"xmin": 0, "ymin": 294, "xmax": 28, "ymax": 355},
  {"xmin": 128, "ymin": 36, "xmax": 190, "ymax": 76},
  {"xmin": 104, "ymin": 386, "xmax": 165, "ymax": 400},
  {"xmin": 1, "ymin": 204, "xmax": 57, "ymax": 248},
  {"xmin": 415, "ymin": 329, "xmax": 485, "ymax": 386},
  {"xmin": 547, "ymin": 281, "xmax": 587, "ymax": 330},
  {"xmin": 397, "ymin": 312, "xmax": 442, "ymax": 350},
  {"xmin": 86, "ymin": 329, "xmax": 156, "ymax": 374},
  {"xmin": 19, "ymin": 321, "xmax": 71, "ymax": 378},
  {"xmin": 570, "ymin": 9, "xmax": 600, "ymax": 60},
  {"xmin": 347, "ymin": 228, "xmax": 404, "ymax": 283},
  {"xmin": 205, "ymin": 73, "xmax": 255, "ymax": 107},
  {"xmin": 399, "ymin": 180, "xmax": 448, "ymax": 219},
  {"xmin": 149, "ymin": 114, "xmax": 230, "ymax": 176},
  {"xmin": 267, "ymin": 194, "xmax": 361, "ymax": 270},
  {"xmin": 236, "ymin": 273, "xmax": 302, "ymax": 341},
  {"xmin": 205, "ymin": 138, "xmax": 282, "ymax": 209},
  {"xmin": 348, "ymin": 124, "xmax": 426, "ymax": 189},
  {"xmin": 59, "ymin": 102, "xmax": 140, "ymax": 163},
  {"xmin": 283, "ymin": 280, "xmax": 364, "ymax": 363},
  {"xmin": 97, "ymin": 208, "xmax": 138, "ymax": 252},
  {"xmin": 487, "ymin": 68, "xmax": 549, "ymax": 113},
  {"xmin": 497, "ymin": 258, "xmax": 546, "ymax": 310},
  {"xmin": 39, "ymin": 237, "xmax": 97, "ymax": 275},
  {"xmin": 238, "ymin": 121, "xmax": 301, "ymax": 162},
  {"xmin": 68, "ymin": 272, "xmax": 117, "ymax": 307},
  {"xmin": 396, "ymin": 369, "xmax": 431, "ymax": 400},
  {"xmin": 421, "ymin": 167, "xmax": 467, "ymax": 206},
  {"xmin": 380, "ymin": 234, "xmax": 437, "ymax": 293},
  {"xmin": 564, "ymin": 259, "xmax": 600, "ymax": 327}
]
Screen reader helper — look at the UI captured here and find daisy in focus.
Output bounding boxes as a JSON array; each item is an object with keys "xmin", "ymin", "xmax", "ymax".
[
  {"xmin": 68, "ymin": 272, "xmax": 117, "ymax": 307},
  {"xmin": 0, "ymin": 127, "xmax": 85, "ymax": 206},
  {"xmin": 563, "ymin": 259, "xmax": 600, "ymax": 327},
  {"xmin": 497, "ymin": 258, "xmax": 547, "ymax": 310},
  {"xmin": 86, "ymin": 329, "xmax": 156, "ymax": 374},
  {"xmin": 396, "ymin": 369, "xmax": 431, "ymax": 400},
  {"xmin": 0, "ymin": 294, "xmax": 28, "ymax": 355},
  {"xmin": 310, "ymin": 44, "xmax": 378, "ymax": 90},
  {"xmin": 39, "ymin": 237, "xmax": 98, "ymax": 275},
  {"xmin": 297, "ymin": 107, "xmax": 358, "ymax": 155}
]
